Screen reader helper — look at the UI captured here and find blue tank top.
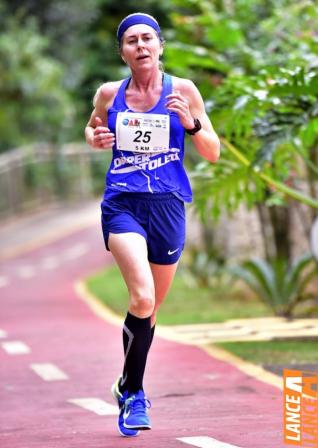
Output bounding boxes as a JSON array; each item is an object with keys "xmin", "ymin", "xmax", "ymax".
[{"xmin": 104, "ymin": 73, "xmax": 192, "ymax": 203}]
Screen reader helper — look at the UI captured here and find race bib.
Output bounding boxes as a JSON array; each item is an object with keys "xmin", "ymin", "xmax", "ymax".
[{"xmin": 116, "ymin": 112, "xmax": 170, "ymax": 153}]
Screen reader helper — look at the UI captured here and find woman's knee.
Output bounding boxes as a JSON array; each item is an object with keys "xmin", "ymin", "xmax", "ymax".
[{"xmin": 129, "ymin": 287, "xmax": 155, "ymax": 318}]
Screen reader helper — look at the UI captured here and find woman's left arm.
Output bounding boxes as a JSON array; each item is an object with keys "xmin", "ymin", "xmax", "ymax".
[{"xmin": 165, "ymin": 80, "xmax": 220, "ymax": 163}]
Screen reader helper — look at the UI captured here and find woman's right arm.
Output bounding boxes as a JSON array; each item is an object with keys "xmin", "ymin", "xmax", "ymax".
[{"xmin": 85, "ymin": 83, "xmax": 116, "ymax": 150}]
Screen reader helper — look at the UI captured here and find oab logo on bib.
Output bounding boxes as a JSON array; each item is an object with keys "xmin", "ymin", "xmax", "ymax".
[{"xmin": 116, "ymin": 112, "xmax": 170, "ymax": 153}]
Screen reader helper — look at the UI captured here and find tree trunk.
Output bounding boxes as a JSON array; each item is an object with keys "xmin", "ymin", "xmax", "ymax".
[
  {"xmin": 256, "ymin": 202, "xmax": 292, "ymax": 263},
  {"xmin": 256, "ymin": 202, "xmax": 276, "ymax": 261},
  {"xmin": 268, "ymin": 204, "xmax": 291, "ymax": 263}
]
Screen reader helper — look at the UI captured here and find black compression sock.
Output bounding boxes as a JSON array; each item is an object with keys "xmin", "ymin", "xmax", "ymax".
[
  {"xmin": 120, "ymin": 322, "xmax": 156, "ymax": 394},
  {"xmin": 120, "ymin": 312, "xmax": 151, "ymax": 394}
]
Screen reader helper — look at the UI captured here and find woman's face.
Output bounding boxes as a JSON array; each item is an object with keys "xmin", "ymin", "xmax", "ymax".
[{"xmin": 120, "ymin": 24, "xmax": 163, "ymax": 71}]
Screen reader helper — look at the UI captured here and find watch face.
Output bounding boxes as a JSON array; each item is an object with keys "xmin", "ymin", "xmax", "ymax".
[
  {"xmin": 186, "ymin": 118, "xmax": 201, "ymax": 135},
  {"xmin": 194, "ymin": 118, "xmax": 201, "ymax": 130}
]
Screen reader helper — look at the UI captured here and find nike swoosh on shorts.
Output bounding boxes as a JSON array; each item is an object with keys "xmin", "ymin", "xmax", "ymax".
[{"xmin": 168, "ymin": 248, "xmax": 179, "ymax": 255}]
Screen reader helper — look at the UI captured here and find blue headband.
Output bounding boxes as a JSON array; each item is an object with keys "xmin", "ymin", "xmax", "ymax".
[{"xmin": 117, "ymin": 13, "xmax": 161, "ymax": 44}]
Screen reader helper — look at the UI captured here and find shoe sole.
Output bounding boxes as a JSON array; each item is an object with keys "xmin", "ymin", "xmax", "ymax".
[
  {"xmin": 117, "ymin": 422, "xmax": 140, "ymax": 437},
  {"xmin": 123, "ymin": 423, "xmax": 152, "ymax": 430}
]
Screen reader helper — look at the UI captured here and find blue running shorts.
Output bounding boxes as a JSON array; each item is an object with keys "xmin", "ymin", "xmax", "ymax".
[{"xmin": 101, "ymin": 192, "xmax": 185, "ymax": 265}]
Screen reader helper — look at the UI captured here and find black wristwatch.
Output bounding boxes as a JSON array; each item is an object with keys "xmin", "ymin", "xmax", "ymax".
[{"xmin": 185, "ymin": 118, "xmax": 202, "ymax": 135}]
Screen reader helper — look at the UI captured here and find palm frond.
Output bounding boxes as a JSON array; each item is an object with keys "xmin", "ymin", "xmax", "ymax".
[
  {"xmin": 242, "ymin": 259, "xmax": 275, "ymax": 298},
  {"xmin": 229, "ymin": 266, "xmax": 271, "ymax": 300},
  {"xmin": 230, "ymin": 254, "xmax": 317, "ymax": 317},
  {"xmin": 191, "ymin": 159, "xmax": 264, "ymax": 220},
  {"xmin": 285, "ymin": 253, "xmax": 315, "ymax": 296}
]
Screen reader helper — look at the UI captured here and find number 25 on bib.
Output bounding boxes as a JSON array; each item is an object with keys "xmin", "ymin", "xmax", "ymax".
[{"xmin": 116, "ymin": 112, "xmax": 170, "ymax": 153}]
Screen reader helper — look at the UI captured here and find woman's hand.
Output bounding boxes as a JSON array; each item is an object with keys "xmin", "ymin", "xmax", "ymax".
[
  {"xmin": 165, "ymin": 91, "xmax": 194, "ymax": 130},
  {"xmin": 91, "ymin": 116, "xmax": 115, "ymax": 149}
]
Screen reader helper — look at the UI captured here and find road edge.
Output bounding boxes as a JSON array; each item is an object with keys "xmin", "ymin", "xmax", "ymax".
[{"xmin": 74, "ymin": 279, "xmax": 282, "ymax": 390}]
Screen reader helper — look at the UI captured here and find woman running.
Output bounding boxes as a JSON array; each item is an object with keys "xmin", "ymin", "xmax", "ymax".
[{"xmin": 85, "ymin": 12, "xmax": 220, "ymax": 437}]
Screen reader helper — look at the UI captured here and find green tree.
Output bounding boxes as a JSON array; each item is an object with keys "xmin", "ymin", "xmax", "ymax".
[
  {"xmin": 0, "ymin": 12, "xmax": 74, "ymax": 151},
  {"xmin": 1, "ymin": 0, "xmax": 103, "ymax": 143},
  {"xmin": 164, "ymin": 0, "xmax": 318, "ymax": 263}
]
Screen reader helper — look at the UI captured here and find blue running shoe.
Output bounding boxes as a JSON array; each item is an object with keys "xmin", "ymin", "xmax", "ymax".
[
  {"xmin": 111, "ymin": 376, "xmax": 140, "ymax": 437},
  {"xmin": 118, "ymin": 400, "xmax": 140, "ymax": 437},
  {"xmin": 123, "ymin": 390, "xmax": 152, "ymax": 430}
]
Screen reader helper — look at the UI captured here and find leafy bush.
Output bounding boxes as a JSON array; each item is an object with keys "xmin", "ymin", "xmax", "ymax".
[{"xmin": 230, "ymin": 254, "xmax": 318, "ymax": 317}]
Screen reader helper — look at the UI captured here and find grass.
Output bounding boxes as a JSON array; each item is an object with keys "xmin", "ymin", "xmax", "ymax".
[
  {"xmin": 215, "ymin": 340, "xmax": 318, "ymax": 366},
  {"xmin": 85, "ymin": 264, "xmax": 272, "ymax": 325}
]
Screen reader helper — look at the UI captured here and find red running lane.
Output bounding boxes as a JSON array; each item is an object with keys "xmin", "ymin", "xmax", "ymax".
[{"xmin": 0, "ymin": 223, "xmax": 285, "ymax": 448}]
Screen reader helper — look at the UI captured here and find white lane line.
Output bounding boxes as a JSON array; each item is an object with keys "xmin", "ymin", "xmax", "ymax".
[
  {"xmin": 177, "ymin": 436, "xmax": 242, "ymax": 448},
  {"xmin": 30, "ymin": 363, "xmax": 69, "ymax": 381},
  {"xmin": 41, "ymin": 256, "xmax": 59, "ymax": 270},
  {"xmin": 0, "ymin": 329, "xmax": 8, "ymax": 338},
  {"xmin": 68, "ymin": 398, "xmax": 118, "ymax": 416},
  {"xmin": 2, "ymin": 341, "xmax": 31, "ymax": 354},
  {"xmin": 0, "ymin": 276, "xmax": 9, "ymax": 287},
  {"xmin": 17, "ymin": 265, "xmax": 36, "ymax": 279},
  {"xmin": 63, "ymin": 243, "xmax": 89, "ymax": 261},
  {"xmin": 205, "ymin": 373, "xmax": 220, "ymax": 381}
]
